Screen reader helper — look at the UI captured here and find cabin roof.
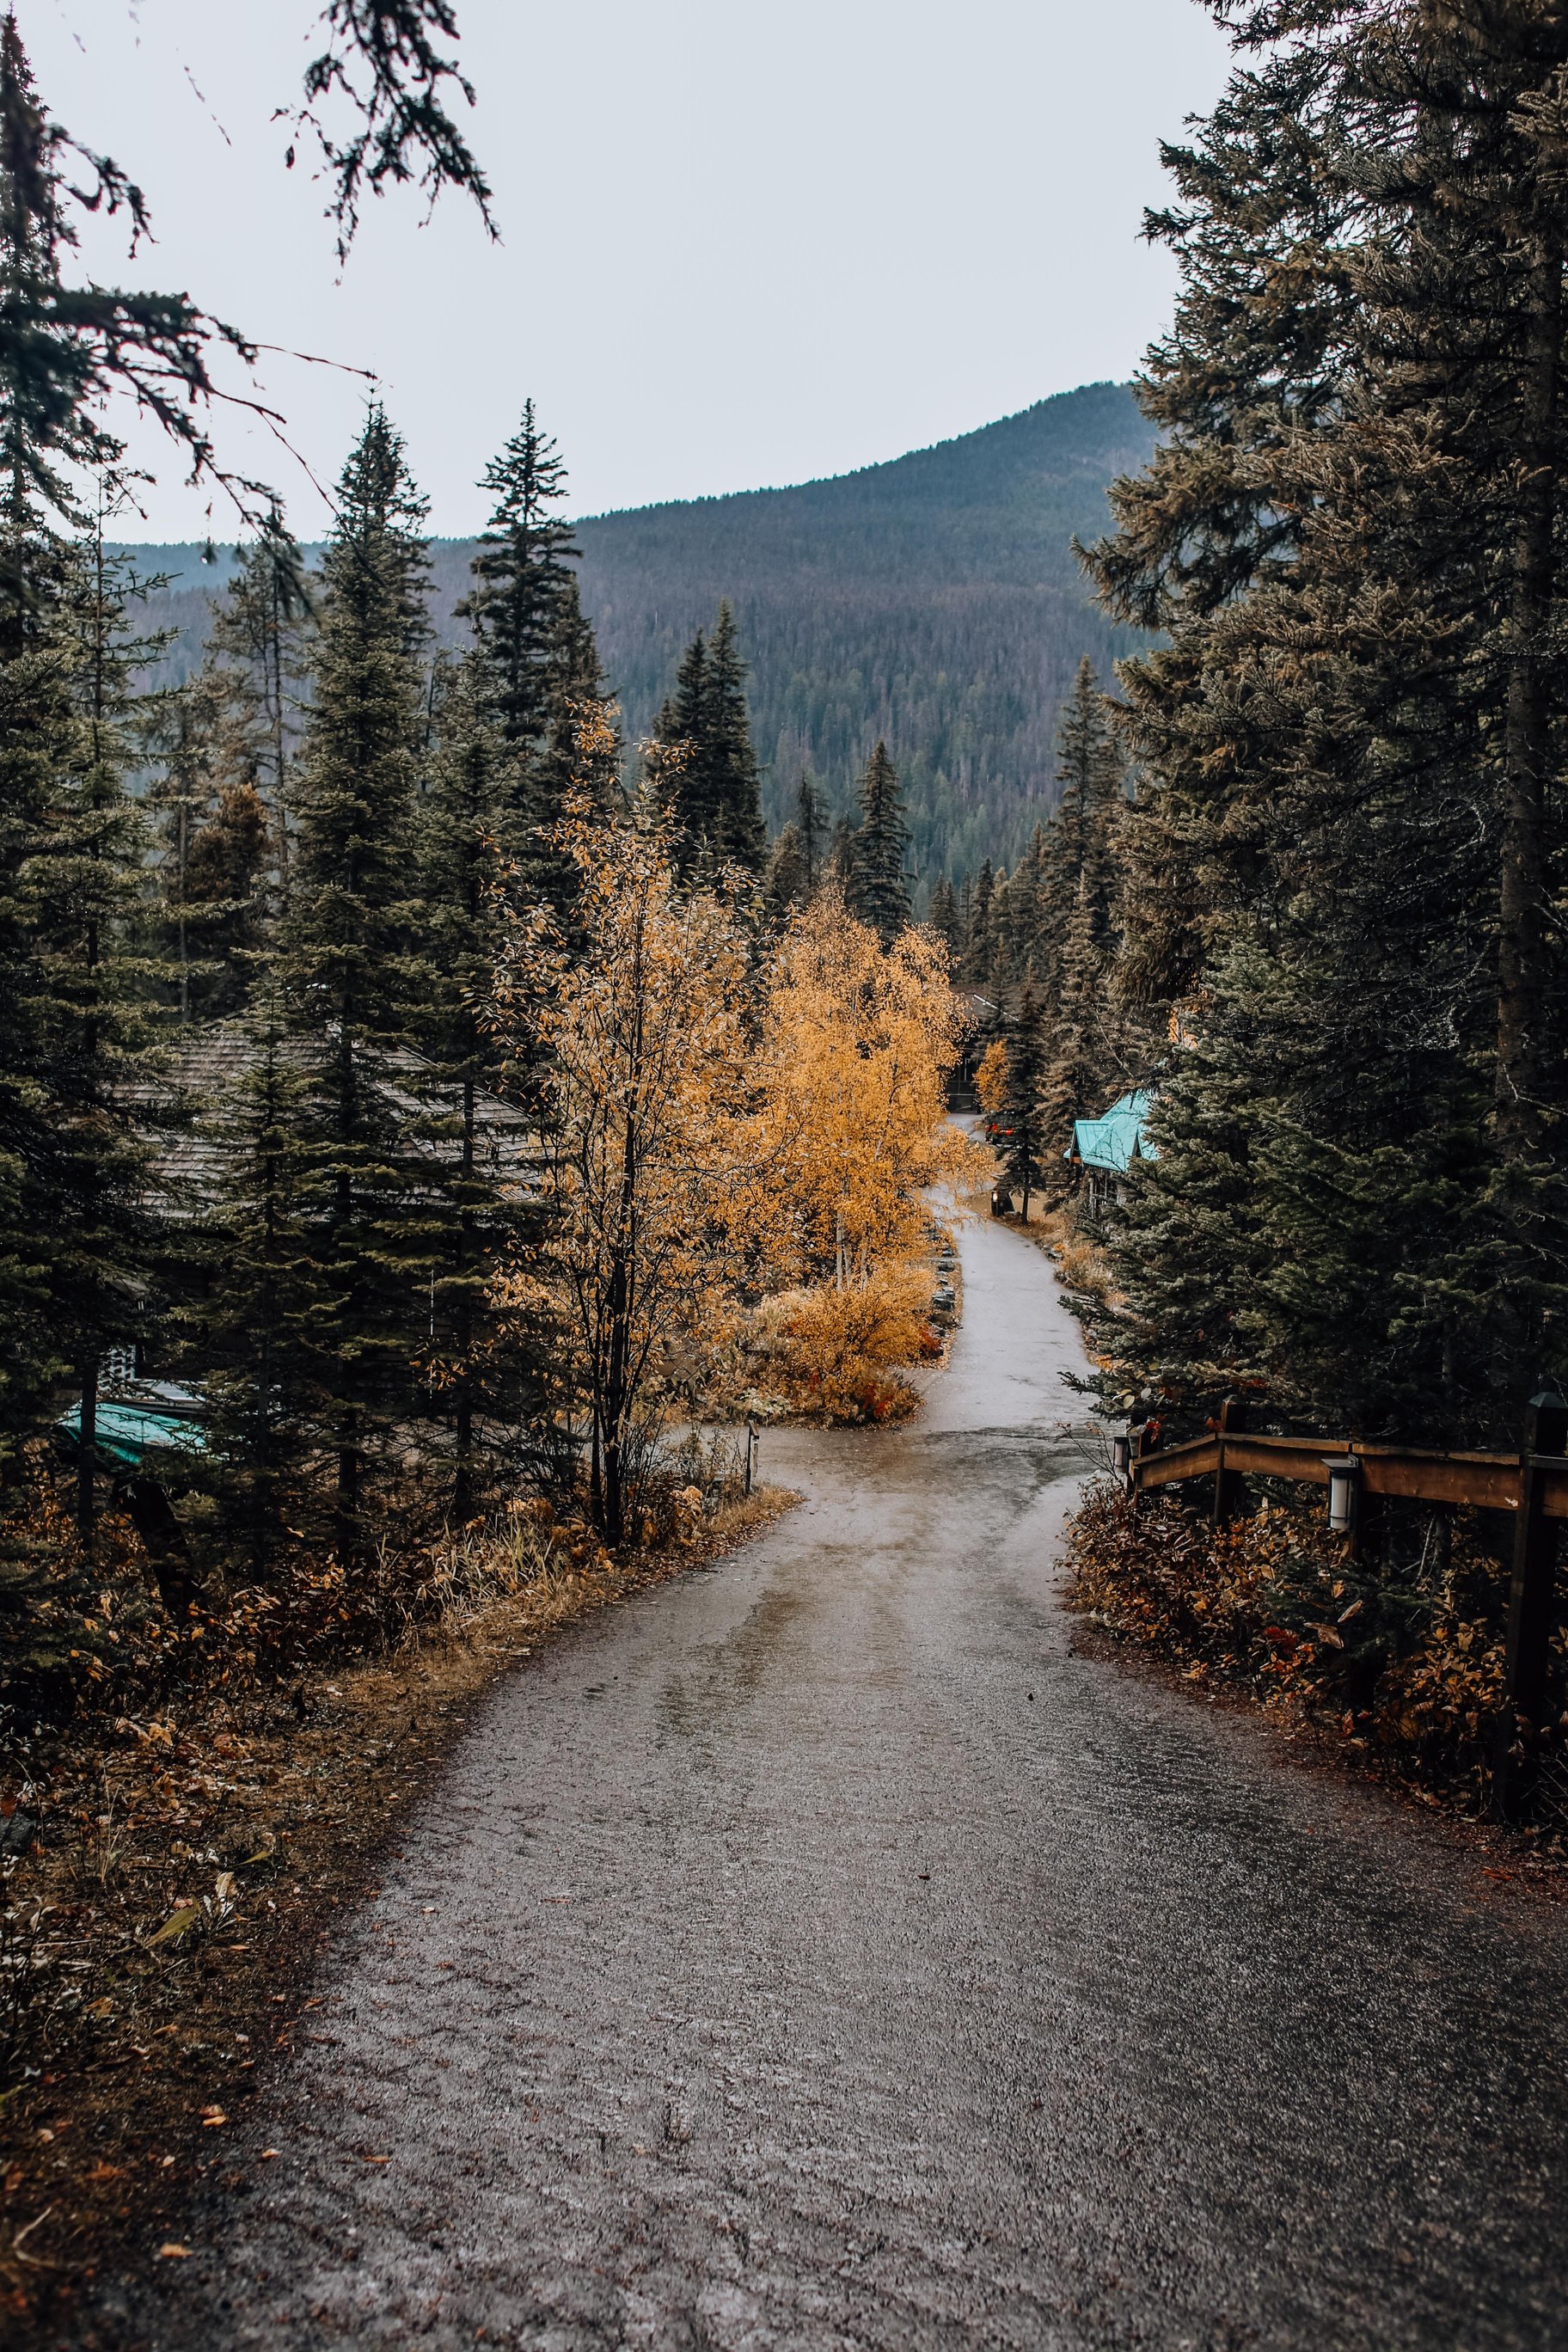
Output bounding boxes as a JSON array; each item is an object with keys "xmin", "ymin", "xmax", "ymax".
[{"xmin": 1069, "ymin": 1089, "xmax": 1155, "ymax": 1175}]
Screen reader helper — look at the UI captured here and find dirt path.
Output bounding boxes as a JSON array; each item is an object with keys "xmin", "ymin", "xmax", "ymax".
[{"xmin": 100, "ymin": 1213, "xmax": 1568, "ymax": 2350}]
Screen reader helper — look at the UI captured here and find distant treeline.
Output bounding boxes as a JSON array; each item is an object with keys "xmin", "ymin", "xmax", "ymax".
[{"xmin": 118, "ymin": 382, "xmax": 1155, "ymax": 891}]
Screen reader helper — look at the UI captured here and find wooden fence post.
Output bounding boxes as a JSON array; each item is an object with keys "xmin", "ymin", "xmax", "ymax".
[
  {"xmin": 1130, "ymin": 1424, "xmax": 1150, "ymax": 1520},
  {"xmin": 1494, "ymin": 1388, "xmax": 1568, "ymax": 1820},
  {"xmin": 1210, "ymin": 1395, "xmax": 1246, "ymax": 1528}
]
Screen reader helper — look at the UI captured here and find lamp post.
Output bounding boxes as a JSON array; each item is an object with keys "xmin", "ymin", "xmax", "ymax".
[{"xmin": 1112, "ymin": 1432, "xmax": 1131, "ymax": 1488}]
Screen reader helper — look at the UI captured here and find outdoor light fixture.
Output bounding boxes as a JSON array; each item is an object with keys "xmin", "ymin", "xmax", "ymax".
[
  {"xmin": 1324, "ymin": 1455, "xmax": 1361, "ymax": 1536},
  {"xmin": 1112, "ymin": 1433, "xmax": 1132, "ymax": 1485}
]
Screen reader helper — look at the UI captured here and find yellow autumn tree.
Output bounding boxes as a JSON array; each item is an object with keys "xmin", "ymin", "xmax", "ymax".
[
  {"xmin": 975, "ymin": 1036, "xmax": 1008, "ymax": 1119},
  {"xmin": 756, "ymin": 891, "xmax": 991, "ymax": 1416},
  {"xmin": 487, "ymin": 718, "xmax": 763, "ymax": 1541}
]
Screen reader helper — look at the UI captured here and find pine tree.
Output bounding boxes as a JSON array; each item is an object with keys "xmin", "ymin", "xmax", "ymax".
[
  {"xmin": 205, "ymin": 510, "xmax": 314, "ymax": 904},
  {"xmin": 763, "ymin": 821, "xmax": 807, "ymax": 922},
  {"xmin": 459, "ymin": 407, "xmax": 612, "ymax": 920},
  {"xmin": 829, "ymin": 812, "xmax": 858, "ymax": 896},
  {"xmin": 273, "ymin": 407, "xmax": 438, "ymax": 1551},
  {"xmin": 963, "ymin": 860, "xmax": 995, "ymax": 983},
  {"xmin": 998, "ymin": 981, "xmax": 1048, "ymax": 1219},
  {"xmin": 0, "ymin": 40, "xmax": 162, "ymax": 1499},
  {"xmin": 704, "ymin": 603, "xmax": 765, "ymax": 871},
  {"xmin": 848, "ymin": 740, "xmax": 910, "ymax": 947},
  {"xmin": 460, "ymin": 402, "xmax": 577, "ymax": 744},
  {"xmin": 653, "ymin": 603, "xmax": 765, "ymax": 877},
  {"xmin": 1037, "ymin": 881, "xmax": 1111, "ymax": 1205},
  {"xmin": 928, "ymin": 875, "xmax": 961, "ymax": 959},
  {"xmin": 409, "ymin": 652, "xmax": 535, "ymax": 1518},
  {"xmin": 796, "ymin": 772, "xmax": 828, "ymax": 892},
  {"xmin": 1041, "ymin": 658, "xmax": 1122, "ymax": 983},
  {"xmin": 1081, "ymin": 0, "xmax": 1568, "ymax": 1442},
  {"xmin": 26, "ymin": 505, "xmax": 162, "ymax": 1538},
  {"xmin": 194, "ymin": 1000, "xmax": 321, "ymax": 1571}
]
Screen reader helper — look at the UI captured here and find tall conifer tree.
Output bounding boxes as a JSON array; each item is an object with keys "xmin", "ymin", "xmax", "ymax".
[
  {"xmin": 1085, "ymin": 0, "xmax": 1568, "ymax": 1440},
  {"xmin": 410, "ymin": 652, "xmax": 536, "ymax": 1517},
  {"xmin": 998, "ymin": 980, "xmax": 1048, "ymax": 1219},
  {"xmin": 460, "ymin": 403, "xmax": 609, "ymax": 903},
  {"xmin": 205, "ymin": 511, "xmax": 314, "ymax": 904},
  {"xmin": 653, "ymin": 603, "xmax": 766, "ymax": 877},
  {"xmin": 272, "ymin": 407, "xmax": 438, "ymax": 1549},
  {"xmin": 848, "ymin": 740, "xmax": 911, "ymax": 947}
]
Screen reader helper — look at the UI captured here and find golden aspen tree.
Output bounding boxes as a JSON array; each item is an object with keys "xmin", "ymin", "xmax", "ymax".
[
  {"xmin": 761, "ymin": 891, "xmax": 986, "ymax": 1287},
  {"xmin": 487, "ymin": 715, "xmax": 763, "ymax": 1541},
  {"xmin": 752, "ymin": 894, "xmax": 991, "ymax": 1416}
]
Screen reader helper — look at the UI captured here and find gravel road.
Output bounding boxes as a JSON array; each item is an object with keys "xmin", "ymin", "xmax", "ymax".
[{"xmin": 109, "ymin": 1210, "xmax": 1568, "ymax": 2350}]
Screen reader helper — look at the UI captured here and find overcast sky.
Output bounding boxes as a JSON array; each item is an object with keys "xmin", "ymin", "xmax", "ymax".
[{"xmin": 25, "ymin": 0, "xmax": 1231, "ymax": 540}]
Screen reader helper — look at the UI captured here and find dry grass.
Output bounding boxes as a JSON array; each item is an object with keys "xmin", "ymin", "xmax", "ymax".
[{"xmin": 0, "ymin": 1482, "xmax": 797, "ymax": 2340}]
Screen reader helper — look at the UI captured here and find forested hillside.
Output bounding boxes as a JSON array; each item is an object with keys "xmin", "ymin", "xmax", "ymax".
[{"xmin": 120, "ymin": 380, "xmax": 1154, "ymax": 882}]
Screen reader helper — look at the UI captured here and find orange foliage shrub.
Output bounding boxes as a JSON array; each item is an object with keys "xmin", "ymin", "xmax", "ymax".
[{"xmin": 756, "ymin": 1264, "xmax": 932, "ymax": 1423}]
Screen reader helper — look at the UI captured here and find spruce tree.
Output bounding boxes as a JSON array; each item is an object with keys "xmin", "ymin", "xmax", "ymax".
[
  {"xmin": 963, "ymin": 860, "xmax": 995, "ymax": 983},
  {"xmin": 848, "ymin": 740, "xmax": 911, "ymax": 947},
  {"xmin": 460, "ymin": 401, "xmax": 578, "ymax": 748},
  {"xmin": 653, "ymin": 603, "xmax": 766, "ymax": 877},
  {"xmin": 1037, "ymin": 882, "xmax": 1112, "ymax": 1205},
  {"xmin": 409, "ymin": 652, "xmax": 535, "ymax": 1519},
  {"xmin": 928, "ymin": 875, "xmax": 961, "ymax": 960},
  {"xmin": 193, "ymin": 1000, "xmax": 321, "ymax": 1572},
  {"xmin": 273, "ymin": 407, "xmax": 438, "ymax": 1551},
  {"xmin": 998, "ymin": 981, "xmax": 1048, "ymax": 1219},
  {"xmin": 28, "ymin": 508, "xmax": 162, "ymax": 1537},
  {"xmin": 459, "ymin": 406, "xmax": 611, "ymax": 920},
  {"xmin": 1042, "ymin": 659, "xmax": 1122, "ymax": 981},
  {"xmin": 1081, "ymin": 0, "xmax": 1568, "ymax": 1442},
  {"xmin": 829, "ymin": 812, "xmax": 858, "ymax": 896},
  {"xmin": 763, "ymin": 821, "xmax": 807, "ymax": 921},
  {"xmin": 796, "ymin": 772, "xmax": 828, "ymax": 892},
  {"xmin": 704, "ymin": 603, "xmax": 766, "ymax": 871},
  {"xmin": 205, "ymin": 510, "xmax": 314, "ymax": 904},
  {"xmin": 145, "ymin": 674, "xmax": 270, "ymax": 1025}
]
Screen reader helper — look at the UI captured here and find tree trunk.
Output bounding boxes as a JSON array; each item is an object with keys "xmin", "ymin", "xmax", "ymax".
[
  {"xmin": 77, "ymin": 1359, "xmax": 97, "ymax": 1552},
  {"xmin": 451, "ymin": 1071, "xmax": 476, "ymax": 1523},
  {"xmin": 600, "ymin": 1108, "xmax": 640, "ymax": 1547},
  {"xmin": 1497, "ymin": 230, "xmax": 1564, "ymax": 1164}
]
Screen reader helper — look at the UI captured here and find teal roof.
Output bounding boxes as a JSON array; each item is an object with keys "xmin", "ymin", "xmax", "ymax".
[
  {"xmin": 58, "ymin": 1402, "xmax": 208, "ymax": 1469},
  {"xmin": 1069, "ymin": 1090, "xmax": 1155, "ymax": 1175}
]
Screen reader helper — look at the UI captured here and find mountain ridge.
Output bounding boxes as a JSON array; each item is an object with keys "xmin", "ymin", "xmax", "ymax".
[{"xmin": 119, "ymin": 380, "xmax": 1156, "ymax": 883}]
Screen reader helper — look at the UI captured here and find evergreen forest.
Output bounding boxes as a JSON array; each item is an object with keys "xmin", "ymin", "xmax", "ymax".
[{"xmin": 120, "ymin": 381, "xmax": 1155, "ymax": 889}]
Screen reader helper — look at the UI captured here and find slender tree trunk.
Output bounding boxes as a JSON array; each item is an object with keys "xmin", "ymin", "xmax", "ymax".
[
  {"xmin": 601, "ymin": 1104, "xmax": 639, "ymax": 1545},
  {"xmin": 177, "ymin": 801, "xmax": 188, "ymax": 1026},
  {"xmin": 337, "ymin": 1405, "xmax": 359, "ymax": 1556},
  {"xmin": 270, "ymin": 584, "xmax": 291, "ymax": 904},
  {"xmin": 452, "ymin": 1070, "xmax": 475, "ymax": 1522},
  {"xmin": 1497, "ymin": 230, "xmax": 1564, "ymax": 1162},
  {"xmin": 77, "ymin": 1359, "xmax": 97, "ymax": 1552},
  {"xmin": 334, "ymin": 1018, "xmax": 360, "ymax": 1559}
]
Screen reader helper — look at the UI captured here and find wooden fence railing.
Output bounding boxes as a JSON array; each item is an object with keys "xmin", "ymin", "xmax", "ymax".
[{"xmin": 1125, "ymin": 1393, "xmax": 1568, "ymax": 1819}]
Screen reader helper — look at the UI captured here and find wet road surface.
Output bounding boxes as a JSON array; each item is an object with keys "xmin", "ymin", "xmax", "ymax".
[{"xmin": 116, "ymin": 1212, "xmax": 1568, "ymax": 2349}]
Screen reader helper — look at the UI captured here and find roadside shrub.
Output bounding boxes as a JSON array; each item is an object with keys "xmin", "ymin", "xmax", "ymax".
[
  {"xmin": 753, "ymin": 1265, "xmax": 931, "ymax": 1422},
  {"xmin": 1065, "ymin": 1484, "xmax": 1562, "ymax": 1819}
]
